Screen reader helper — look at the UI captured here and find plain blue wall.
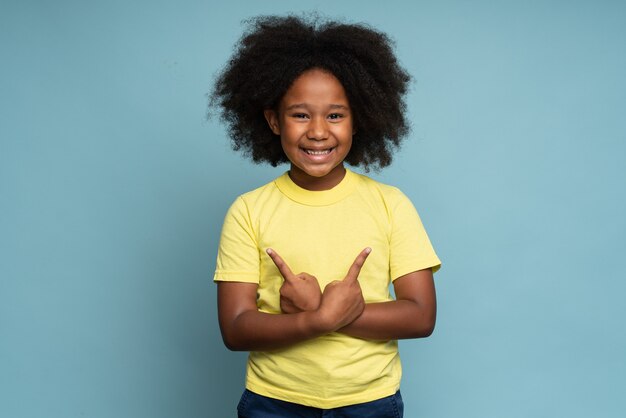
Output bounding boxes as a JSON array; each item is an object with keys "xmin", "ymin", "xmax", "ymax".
[{"xmin": 2, "ymin": 1, "xmax": 625, "ymax": 417}]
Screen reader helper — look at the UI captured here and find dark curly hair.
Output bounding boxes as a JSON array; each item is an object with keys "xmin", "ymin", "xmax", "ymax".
[{"xmin": 210, "ymin": 14, "xmax": 411, "ymax": 170}]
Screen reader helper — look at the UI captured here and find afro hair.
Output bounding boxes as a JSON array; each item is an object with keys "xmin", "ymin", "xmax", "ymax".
[{"xmin": 210, "ymin": 14, "xmax": 412, "ymax": 171}]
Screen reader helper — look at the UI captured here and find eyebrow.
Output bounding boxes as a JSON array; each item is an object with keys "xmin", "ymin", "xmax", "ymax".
[{"xmin": 284, "ymin": 103, "xmax": 350, "ymax": 111}]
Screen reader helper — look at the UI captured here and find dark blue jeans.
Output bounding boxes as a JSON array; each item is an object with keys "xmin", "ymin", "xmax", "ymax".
[{"xmin": 237, "ymin": 389, "xmax": 404, "ymax": 418}]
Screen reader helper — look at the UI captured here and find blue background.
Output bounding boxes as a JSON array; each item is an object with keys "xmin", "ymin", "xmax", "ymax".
[{"xmin": 2, "ymin": 1, "xmax": 625, "ymax": 417}]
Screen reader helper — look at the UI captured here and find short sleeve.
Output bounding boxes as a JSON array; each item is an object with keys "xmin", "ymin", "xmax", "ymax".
[
  {"xmin": 388, "ymin": 189, "xmax": 441, "ymax": 281},
  {"xmin": 213, "ymin": 196, "xmax": 260, "ymax": 283}
]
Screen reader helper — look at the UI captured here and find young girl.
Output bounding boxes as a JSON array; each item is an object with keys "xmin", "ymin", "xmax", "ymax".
[{"xmin": 211, "ymin": 15, "xmax": 441, "ymax": 418}]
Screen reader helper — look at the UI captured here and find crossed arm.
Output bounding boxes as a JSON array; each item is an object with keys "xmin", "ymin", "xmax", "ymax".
[{"xmin": 217, "ymin": 248, "xmax": 436, "ymax": 351}]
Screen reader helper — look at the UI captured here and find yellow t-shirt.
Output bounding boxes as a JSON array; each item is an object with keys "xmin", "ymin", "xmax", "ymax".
[{"xmin": 214, "ymin": 168, "xmax": 441, "ymax": 408}]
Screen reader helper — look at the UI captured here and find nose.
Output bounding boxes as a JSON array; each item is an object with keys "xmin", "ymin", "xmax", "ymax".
[{"xmin": 306, "ymin": 117, "xmax": 329, "ymax": 140}]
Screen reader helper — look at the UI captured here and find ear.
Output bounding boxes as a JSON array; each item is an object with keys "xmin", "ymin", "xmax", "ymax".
[{"xmin": 263, "ymin": 109, "xmax": 281, "ymax": 135}]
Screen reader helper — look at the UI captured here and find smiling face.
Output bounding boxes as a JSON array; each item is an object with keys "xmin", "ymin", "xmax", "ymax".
[{"xmin": 264, "ymin": 68, "xmax": 354, "ymax": 191}]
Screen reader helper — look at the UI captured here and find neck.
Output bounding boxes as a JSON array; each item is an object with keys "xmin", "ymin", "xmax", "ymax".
[{"xmin": 288, "ymin": 164, "xmax": 347, "ymax": 191}]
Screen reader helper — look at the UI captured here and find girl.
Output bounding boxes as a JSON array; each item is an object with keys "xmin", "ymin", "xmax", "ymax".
[{"xmin": 211, "ymin": 15, "xmax": 441, "ymax": 418}]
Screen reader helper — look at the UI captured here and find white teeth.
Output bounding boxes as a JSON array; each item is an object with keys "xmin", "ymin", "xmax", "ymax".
[{"xmin": 304, "ymin": 149, "xmax": 331, "ymax": 155}]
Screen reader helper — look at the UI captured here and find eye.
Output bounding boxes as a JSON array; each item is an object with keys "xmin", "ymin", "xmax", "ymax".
[
  {"xmin": 328, "ymin": 113, "xmax": 344, "ymax": 120},
  {"xmin": 291, "ymin": 113, "xmax": 309, "ymax": 119}
]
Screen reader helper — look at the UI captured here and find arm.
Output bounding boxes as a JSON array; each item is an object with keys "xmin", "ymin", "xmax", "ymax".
[
  {"xmin": 339, "ymin": 268, "xmax": 437, "ymax": 340},
  {"xmin": 269, "ymin": 248, "xmax": 437, "ymax": 341},
  {"xmin": 217, "ymin": 248, "xmax": 371, "ymax": 351},
  {"xmin": 217, "ymin": 281, "xmax": 327, "ymax": 351}
]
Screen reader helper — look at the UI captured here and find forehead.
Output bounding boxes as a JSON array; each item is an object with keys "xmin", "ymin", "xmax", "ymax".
[{"xmin": 280, "ymin": 68, "xmax": 349, "ymax": 107}]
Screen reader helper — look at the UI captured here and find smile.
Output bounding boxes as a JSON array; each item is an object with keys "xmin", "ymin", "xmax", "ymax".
[{"xmin": 303, "ymin": 147, "xmax": 334, "ymax": 155}]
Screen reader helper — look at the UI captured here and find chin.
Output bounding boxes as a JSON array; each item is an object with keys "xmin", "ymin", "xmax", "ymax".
[{"xmin": 300, "ymin": 165, "xmax": 337, "ymax": 178}]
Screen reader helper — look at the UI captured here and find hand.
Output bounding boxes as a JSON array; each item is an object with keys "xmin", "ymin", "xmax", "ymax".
[
  {"xmin": 267, "ymin": 248, "xmax": 322, "ymax": 314},
  {"xmin": 317, "ymin": 248, "xmax": 371, "ymax": 331}
]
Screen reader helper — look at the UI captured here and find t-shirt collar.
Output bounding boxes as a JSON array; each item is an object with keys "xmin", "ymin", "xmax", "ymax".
[{"xmin": 274, "ymin": 168, "xmax": 357, "ymax": 206}]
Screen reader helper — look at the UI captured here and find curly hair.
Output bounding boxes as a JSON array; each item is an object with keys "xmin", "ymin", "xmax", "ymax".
[{"xmin": 210, "ymin": 14, "xmax": 411, "ymax": 170}]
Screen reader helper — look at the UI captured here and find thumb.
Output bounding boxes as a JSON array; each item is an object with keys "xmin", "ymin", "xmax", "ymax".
[{"xmin": 344, "ymin": 247, "xmax": 371, "ymax": 283}]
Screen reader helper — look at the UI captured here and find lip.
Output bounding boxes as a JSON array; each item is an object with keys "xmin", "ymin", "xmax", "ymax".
[{"xmin": 300, "ymin": 146, "xmax": 336, "ymax": 162}]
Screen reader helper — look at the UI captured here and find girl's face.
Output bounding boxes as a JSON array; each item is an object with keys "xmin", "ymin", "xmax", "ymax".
[{"xmin": 264, "ymin": 68, "xmax": 354, "ymax": 191}]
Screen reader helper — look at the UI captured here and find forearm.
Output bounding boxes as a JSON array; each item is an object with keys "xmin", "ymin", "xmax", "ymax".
[
  {"xmin": 218, "ymin": 278, "xmax": 366, "ymax": 352},
  {"xmin": 221, "ymin": 309, "xmax": 329, "ymax": 351},
  {"xmin": 339, "ymin": 269, "xmax": 437, "ymax": 340},
  {"xmin": 339, "ymin": 299, "xmax": 436, "ymax": 340}
]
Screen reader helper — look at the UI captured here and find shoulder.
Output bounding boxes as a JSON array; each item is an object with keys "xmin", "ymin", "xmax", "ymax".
[
  {"xmin": 230, "ymin": 174, "xmax": 283, "ymax": 205},
  {"xmin": 352, "ymin": 171, "xmax": 413, "ymax": 209},
  {"xmin": 224, "ymin": 173, "xmax": 287, "ymax": 221}
]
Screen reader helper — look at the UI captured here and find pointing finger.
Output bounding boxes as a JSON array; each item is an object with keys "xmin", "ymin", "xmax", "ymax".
[
  {"xmin": 344, "ymin": 247, "xmax": 371, "ymax": 283},
  {"xmin": 266, "ymin": 248, "xmax": 295, "ymax": 281}
]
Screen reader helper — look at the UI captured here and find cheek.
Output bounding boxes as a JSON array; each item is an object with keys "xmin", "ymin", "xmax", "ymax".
[
  {"xmin": 278, "ymin": 124, "xmax": 300, "ymax": 142},
  {"xmin": 279, "ymin": 136, "xmax": 300, "ymax": 161},
  {"xmin": 339, "ymin": 135, "xmax": 353, "ymax": 159},
  {"xmin": 340, "ymin": 132, "xmax": 353, "ymax": 150},
  {"xmin": 279, "ymin": 134, "xmax": 296, "ymax": 149}
]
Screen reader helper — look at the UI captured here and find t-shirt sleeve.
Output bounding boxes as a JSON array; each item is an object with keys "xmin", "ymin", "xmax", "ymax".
[
  {"xmin": 213, "ymin": 196, "xmax": 260, "ymax": 283},
  {"xmin": 388, "ymin": 188, "xmax": 441, "ymax": 281}
]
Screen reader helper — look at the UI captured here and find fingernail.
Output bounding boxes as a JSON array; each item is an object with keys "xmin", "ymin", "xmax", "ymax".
[
  {"xmin": 266, "ymin": 248, "xmax": 273, "ymax": 255},
  {"xmin": 365, "ymin": 247, "xmax": 372, "ymax": 254}
]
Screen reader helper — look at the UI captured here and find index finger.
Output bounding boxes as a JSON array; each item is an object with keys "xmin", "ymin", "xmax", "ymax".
[
  {"xmin": 266, "ymin": 248, "xmax": 295, "ymax": 281},
  {"xmin": 344, "ymin": 247, "xmax": 372, "ymax": 283}
]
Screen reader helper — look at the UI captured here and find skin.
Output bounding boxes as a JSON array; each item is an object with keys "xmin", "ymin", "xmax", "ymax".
[
  {"xmin": 218, "ymin": 248, "xmax": 371, "ymax": 351},
  {"xmin": 263, "ymin": 68, "xmax": 354, "ymax": 191},
  {"xmin": 217, "ymin": 68, "xmax": 437, "ymax": 351}
]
